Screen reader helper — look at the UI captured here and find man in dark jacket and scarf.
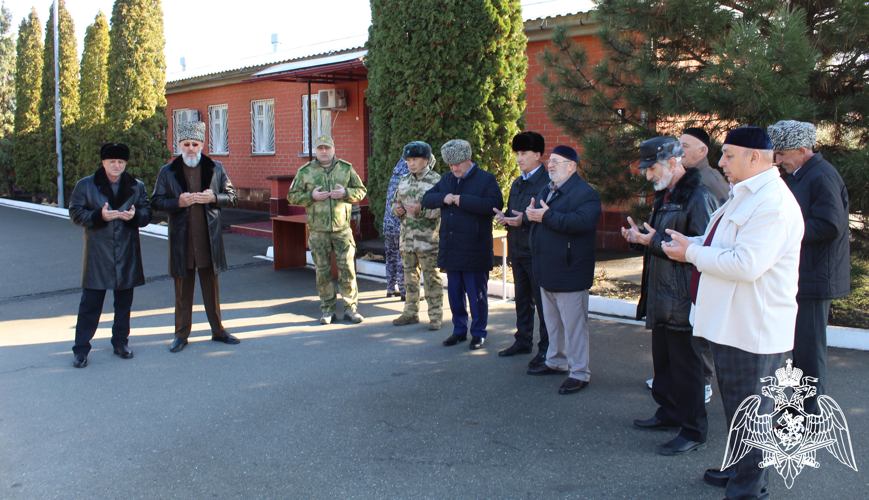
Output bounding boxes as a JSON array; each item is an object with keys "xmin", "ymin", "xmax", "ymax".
[
  {"xmin": 423, "ymin": 139, "xmax": 503, "ymax": 350},
  {"xmin": 152, "ymin": 121, "xmax": 240, "ymax": 353},
  {"xmin": 69, "ymin": 143, "xmax": 153, "ymax": 367},
  {"xmin": 769, "ymin": 120, "xmax": 850, "ymax": 414},
  {"xmin": 623, "ymin": 137, "xmax": 718, "ymax": 456},
  {"xmin": 526, "ymin": 145, "xmax": 601, "ymax": 395},
  {"xmin": 496, "ymin": 131, "xmax": 550, "ymax": 366}
]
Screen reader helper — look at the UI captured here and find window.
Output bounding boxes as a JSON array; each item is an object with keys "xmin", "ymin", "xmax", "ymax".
[
  {"xmin": 172, "ymin": 109, "xmax": 199, "ymax": 155},
  {"xmin": 301, "ymin": 95, "xmax": 332, "ymax": 154},
  {"xmin": 208, "ymin": 104, "xmax": 229, "ymax": 155},
  {"xmin": 250, "ymin": 99, "xmax": 275, "ymax": 154}
]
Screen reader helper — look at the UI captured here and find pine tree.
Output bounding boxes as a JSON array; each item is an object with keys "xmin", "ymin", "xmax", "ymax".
[
  {"xmin": 37, "ymin": 0, "xmax": 79, "ymax": 201},
  {"xmin": 13, "ymin": 8, "xmax": 42, "ymax": 201},
  {"xmin": 78, "ymin": 11, "xmax": 110, "ymax": 176},
  {"xmin": 366, "ymin": 0, "xmax": 527, "ymax": 232},
  {"xmin": 0, "ymin": 3, "xmax": 15, "ymax": 196},
  {"xmin": 106, "ymin": 0, "xmax": 168, "ymax": 191}
]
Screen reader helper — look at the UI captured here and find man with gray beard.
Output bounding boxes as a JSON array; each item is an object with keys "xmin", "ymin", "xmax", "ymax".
[{"xmin": 152, "ymin": 121, "xmax": 240, "ymax": 353}]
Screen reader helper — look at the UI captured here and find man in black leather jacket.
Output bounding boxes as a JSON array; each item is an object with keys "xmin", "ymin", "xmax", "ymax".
[
  {"xmin": 151, "ymin": 121, "xmax": 239, "ymax": 353},
  {"xmin": 69, "ymin": 143, "xmax": 153, "ymax": 368},
  {"xmin": 622, "ymin": 137, "xmax": 718, "ymax": 456}
]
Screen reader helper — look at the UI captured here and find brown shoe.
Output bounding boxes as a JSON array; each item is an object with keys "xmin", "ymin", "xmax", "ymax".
[
  {"xmin": 428, "ymin": 319, "xmax": 442, "ymax": 330},
  {"xmin": 393, "ymin": 314, "xmax": 419, "ymax": 326}
]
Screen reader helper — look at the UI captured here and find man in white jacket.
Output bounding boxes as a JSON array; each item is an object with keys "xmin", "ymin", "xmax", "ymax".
[{"xmin": 662, "ymin": 127, "xmax": 804, "ymax": 500}]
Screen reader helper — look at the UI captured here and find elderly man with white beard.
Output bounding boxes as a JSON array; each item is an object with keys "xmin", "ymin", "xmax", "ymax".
[{"xmin": 152, "ymin": 121, "xmax": 240, "ymax": 353}]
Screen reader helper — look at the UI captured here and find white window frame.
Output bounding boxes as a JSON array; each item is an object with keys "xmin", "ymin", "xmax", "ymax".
[
  {"xmin": 302, "ymin": 95, "xmax": 332, "ymax": 154},
  {"xmin": 172, "ymin": 109, "xmax": 190, "ymax": 155},
  {"xmin": 208, "ymin": 104, "xmax": 229, "ymax": 155},
  {"xmin": 250, "ymin": 99, "xmax": 275, "ymax": 155}
]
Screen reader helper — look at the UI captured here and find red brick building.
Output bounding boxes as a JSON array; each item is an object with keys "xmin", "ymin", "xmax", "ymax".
[{"xmin": 165, "ymin": 11, "xmax": 630, "ymax": 249}]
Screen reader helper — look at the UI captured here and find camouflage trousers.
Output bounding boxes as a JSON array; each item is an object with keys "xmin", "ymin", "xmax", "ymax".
[
  {"xmin": 384, "ymin": 235, "xmax": 405, "ymax": 294},
  {"xmin": 401, "ymin": 251, "xmax": 443, "ymax": 321},
  {"xmin": 309, "ymin": 228, "xmax": 357, "ymax": 314}
]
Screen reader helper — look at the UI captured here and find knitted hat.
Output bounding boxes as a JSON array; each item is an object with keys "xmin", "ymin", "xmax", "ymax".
[
  {"xmin": 638, "ymin": 137, "xmax": 683, "ymax": 169},
  {"xmin": 314, "ymin": 135, "xmax": 334, "ymax": 148},
  {"xmin": 682, "ymin": 127, "xmax": 711, "ymax": 148},
  {"xmin": 767, "ymin": 120, "xmax": 816, "ymax": 150},
  {"xmin": 723, "ymin": 127, "xmax": 773, "ymax": 150},
  {"xmin": 512, "ymin": 131, "xmax": 545, "ymax": 154},
  {"xmin": 441, "ymin": 139, "xmax": 472, "ymax": 165},
  {"xmin": 100, "ymin": 143, "xmax": 130, "ymax": 161},
  {"xmin": 402, "ymin": 141, "xmax": 432, "ymax": 159},
  {"xmin": 177, "ymin": 121, "xmax": 206, "ymax": 143},
  {"xmin": 551, "ymin": 145, "xmax": 578, "ymax": 163}
]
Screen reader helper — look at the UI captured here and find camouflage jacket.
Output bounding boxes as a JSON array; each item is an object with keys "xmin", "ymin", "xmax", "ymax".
[
  {"xmin": 391, "ymin": 158, "xmax": 441, "ymax": 252},
  {"xmin": 287, "ymin": 158, "xmax": 367, "ymax": 232}
]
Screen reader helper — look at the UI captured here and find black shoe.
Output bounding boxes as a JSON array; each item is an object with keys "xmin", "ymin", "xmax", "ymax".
[
  {"xmin": 212, "ymin": 333, "xmax": 241, "ymax": 344},
  {"xmin": 170, "ymin": 338, "xmax": 188, "ymax": 353},
  {"xmin": 633, "ymin": 416, "xmax": 681, "ymax": 431},
  {"xmin": 443, "ymin": 334, "xmax": 467, "ymax": 346},
  {"xmin": 703, "ymin": 468, "xmax": 730, "ymax": 488},
  {"xmin": 498, "ymin": 343, "xmax": 532, "ymax": 357},
  {"xmin": 400, "ymin": 295, "xmax": 406, "ymax": 302},
  {"xmin": 558, "ymin": 378, "xmax": 588, "ymax": 394},
  {"xmin": 113, "ymin": 345, "xmax": 134, "ymax": 359},
  {"xmin": 469, "ymin": 337, "xmax": 485, "ymax": 349},
  {"xmin": 528, "ymin": 351, "xmax": 547, "ymax": 368},
  {"xmin": 656, "ymin": 435, "xmax": 706, "ymax": 456},
  {"xmin": 73, "ymin": 353, "xmax": 88, "ymax": 368},
  {"xmin": 526, "ymin": 364, "xmax": 568, "ymax": 375}
]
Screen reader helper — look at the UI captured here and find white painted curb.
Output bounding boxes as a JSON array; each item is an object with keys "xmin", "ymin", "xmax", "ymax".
[{"xmin": 1, "ymin": 197, "xmax": 169, "ymax": 238}]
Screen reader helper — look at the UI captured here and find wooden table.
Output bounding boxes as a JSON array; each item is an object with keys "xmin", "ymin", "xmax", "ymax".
[{"xmin": 271, "ymin": 215, "xmax": 357, "ymax": 278}]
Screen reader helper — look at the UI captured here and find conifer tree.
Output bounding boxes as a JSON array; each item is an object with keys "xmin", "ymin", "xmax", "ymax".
[
  {"xmin": 13, "ymin": 8, "xmax": 42, "ymax": 201},
  {"xmin": 78, "ymin": 11, "xmax": 110, "ymax": 175},
  {"xmin": 106, "ymin": 0, "xmax": 168, "ymax": 190},
  {"xmin": 366, "ymin": 0, "xmax": 527, "ymax": 231},
  {"xmin": 37, "ymin": 0, "xmax": 79, "ymax": 201},
  {"xmin": 0, "ymin": 3, "xmax": 15, "ymax": 196}
]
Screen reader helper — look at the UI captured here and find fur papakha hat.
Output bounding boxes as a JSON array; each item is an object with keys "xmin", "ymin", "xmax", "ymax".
[
  {"xmin": 512, "ymin": 131, "xmax": 545, "ymax": 154},
  {"xmin": 100, "ymin": 143, "xmax": 130, "ymax": 161},
  {"xmin": 177, "ymin": 121, "xmax": 206, "ymax": 143},
  {"xmin": 441, "ymin": 139, "xmax": 472, "ymax": 165},
  {"xmin": 767, "ymin": 120, "xmax": 816, "ymax": 151}
]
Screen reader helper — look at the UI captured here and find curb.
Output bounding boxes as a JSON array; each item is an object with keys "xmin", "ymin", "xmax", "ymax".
[{"xmin": 1, "ymin": 197, "xmax": 169, "ymax": 238}]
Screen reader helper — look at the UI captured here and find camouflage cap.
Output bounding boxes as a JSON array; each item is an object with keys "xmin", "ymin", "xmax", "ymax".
[{"xmin": 314, "ymin": 135, "xmax": 334, "ymax": 148}]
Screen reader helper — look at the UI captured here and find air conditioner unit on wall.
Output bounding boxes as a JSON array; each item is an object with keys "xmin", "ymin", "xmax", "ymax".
[
  {"xmin": 176, "ymin": 109, "xmax": 200, "ymax": 122},
  {"xmin": 318, "ymin": 89, "xmax": 347, "ymax": 110}
]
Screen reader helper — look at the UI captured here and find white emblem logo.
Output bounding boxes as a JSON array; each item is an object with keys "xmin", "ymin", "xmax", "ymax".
[{"xmin": 723, "ymin": 359, "xmax": 858, "ymax": 488}]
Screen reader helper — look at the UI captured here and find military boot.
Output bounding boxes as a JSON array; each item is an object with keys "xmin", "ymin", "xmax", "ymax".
[
  {"xmin": 393, "ymin": 314, "xmax": 419, "ymax": 326},
  {"xmin": 428, "ymin": 319, "xmax": 442, "ymax": 330},
  {"xmin": 320, "ymin": 312, "xmax": 337, "ymax": 325},
  {"xmin": 344, "ymin": 308, "xmax": 364, "ymax": 324}
]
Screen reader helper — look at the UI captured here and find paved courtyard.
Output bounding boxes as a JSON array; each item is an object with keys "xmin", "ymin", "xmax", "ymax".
[{"xmin": 1, "ymin": 206, "xmax": 867, "ymax": 499}]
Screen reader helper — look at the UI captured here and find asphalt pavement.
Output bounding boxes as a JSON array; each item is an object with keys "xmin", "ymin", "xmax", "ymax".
[{"xmin": 1, "ymin": 205, "xmax": 867, "ymax": 499}]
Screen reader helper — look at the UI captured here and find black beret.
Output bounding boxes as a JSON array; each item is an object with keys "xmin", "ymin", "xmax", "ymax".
[
  {"xmin": 402, "ymin": 141, "xmax": 432, "ymax": 159},
  {"xmin": 723, "ymin": 127, "xmax": 773, "ymax": 150},
  {"xmin": 512, "ymin": 131, "xmax": 545, "ymax": 154},
  {"xmin": 682, "ymin": 127, "xmax": 710, "ymax": 148},
  {"xmin": 100, "ymin": 143, "xmax": 130, "ymax": 161}
]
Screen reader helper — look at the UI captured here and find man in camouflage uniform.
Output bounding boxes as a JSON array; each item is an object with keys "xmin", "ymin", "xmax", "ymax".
[
  {"xmin": 391, "ymin": 141, "xmax": 444, "ymax": 330},
  {"xmin": 287, "ymin": 135, "xmax": 367, "ymax": 324}
]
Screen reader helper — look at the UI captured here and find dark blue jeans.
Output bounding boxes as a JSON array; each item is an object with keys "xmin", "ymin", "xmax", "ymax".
[{"xmin": 446, "ymin": 270, "xmax": 488, "ymax": 338}]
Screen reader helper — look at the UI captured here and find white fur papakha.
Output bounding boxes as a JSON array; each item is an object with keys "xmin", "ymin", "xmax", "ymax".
[
  {"xmin": 767, "ymin": 120, "xmax": 816, "ymax": 150},
  {"xmin": 440, "ymin": 139, "xmax": 472, "ymax": 165},
  {"xmin": 177, "ymin": 121, "xmax": 206, "ymax": 143}
]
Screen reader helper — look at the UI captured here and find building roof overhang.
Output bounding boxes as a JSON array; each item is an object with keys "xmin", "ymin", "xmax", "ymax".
[{"xmin": 243, "ymin": 50, "xmax": 368, "ymax": 84}]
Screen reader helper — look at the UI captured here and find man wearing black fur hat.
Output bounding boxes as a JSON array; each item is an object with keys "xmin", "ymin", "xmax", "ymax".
[
  {"xmin": 152, "ymin": 121, "xmax": 239, "ymax": 353},
  {"xmin": 495, "ymin": 131, "xmax": 550, "ymax": 367},
  {"xmin": 622, "ymin": 137, "xmax": 718, "ymax": 456},
  {"xmin": 69, "ymin": 143, "xmax": 153, "ymax": 368}
]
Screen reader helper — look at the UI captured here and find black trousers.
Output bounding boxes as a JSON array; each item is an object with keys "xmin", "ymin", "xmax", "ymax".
[
  {"xmin": 174, "ymin": 267, "xmax": 228, "ymax": 339},
  {"xmin": 711, "ymin": 341, "xmax": 783, "ymax": 500},
  {"xmin": 73, "ymin": 288, "xmax": 134, "ymax": 355},
  {"xmin": 651, "ymin": 326, "xmax": 707, "ymax": 443},
  {"xmin": 512, "ymin": 256, "xmax": 548, "ymax": 351},
  {"xmin": 792, "ymin": 298, "xmax": 832, "ymax": 415}
]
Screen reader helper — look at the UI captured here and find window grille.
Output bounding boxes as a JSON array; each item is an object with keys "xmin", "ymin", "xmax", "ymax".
[
  {"xmin": 172, "ymin": 109, "xmax": 191, "ymax": 155},
  {"xmin": 302, "ymin": 95, "xmax": 332, "ymax": 154},
  {"xmin": 251, "ymin": 99, "xmax": 275, "ymax": 154},
  {"xmin": 209, "ymin": 104, "xmax": 229, "ymax": 155}
]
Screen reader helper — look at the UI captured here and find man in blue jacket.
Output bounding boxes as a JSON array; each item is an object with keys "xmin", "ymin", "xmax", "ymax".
[
  {"xmin": 526, "ymin": 145, "xmax": 601, "ymax": 395},
  {"xmin": 423, "ymin": 139, "xmax": 503, "ymax": 349}
]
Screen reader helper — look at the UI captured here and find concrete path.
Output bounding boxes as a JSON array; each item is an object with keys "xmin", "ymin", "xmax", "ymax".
[{"xmin": 1, "ymin": 205, "xmax": 866, "ymax": 499}]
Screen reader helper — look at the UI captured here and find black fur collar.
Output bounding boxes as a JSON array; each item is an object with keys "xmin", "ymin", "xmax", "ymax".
[
  {"xmin": 94, "ymin": 166, "xmax": 136, "ymax": 210},
  {"xmin": 658, "ymin": 167, "xmax": 702, "ymax": 205},
  {"xmin": 168, "ymin": 154, "xmax": 216, "ymax": 193}
]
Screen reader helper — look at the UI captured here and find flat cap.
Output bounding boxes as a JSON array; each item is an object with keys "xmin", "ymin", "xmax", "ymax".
[{"xmin": 637, "ymin": 137, "xmax": 683, "ymax": 169}]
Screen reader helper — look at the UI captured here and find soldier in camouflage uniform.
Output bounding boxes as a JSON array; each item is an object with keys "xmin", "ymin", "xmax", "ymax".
[
  {"xmin": 287, "ymin": 135, "xmax": 367, "ymax": 324},
  {"xmin": 390, "ymin": 142, "xmax": 444, "ymax": 330}
]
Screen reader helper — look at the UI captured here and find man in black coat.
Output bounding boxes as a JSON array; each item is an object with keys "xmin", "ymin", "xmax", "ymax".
[
  {"xmin": 69, "ymin": 143, "xmax": 153, "ymax": 368},
  {"xmin": 525, "ymin": 145, "xmax": 601, "ymax": 395},
  {"xmin": 152, "ymin": 121, "xmax": 240, "ymax": 353},
  {"xmin": 422, "ymin": 139, "xmax": 503, "ymax": 350},
  {"xmin": 495, "ymin": 131, "xmax": 550, "ymax": 366},
  {"xmin": 769, "ymin": 120, "xmax": 850, "ymax": 414},
  {"xmin": 622, "ymin": 137, "xmax": 718, "ymax": 456}
]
